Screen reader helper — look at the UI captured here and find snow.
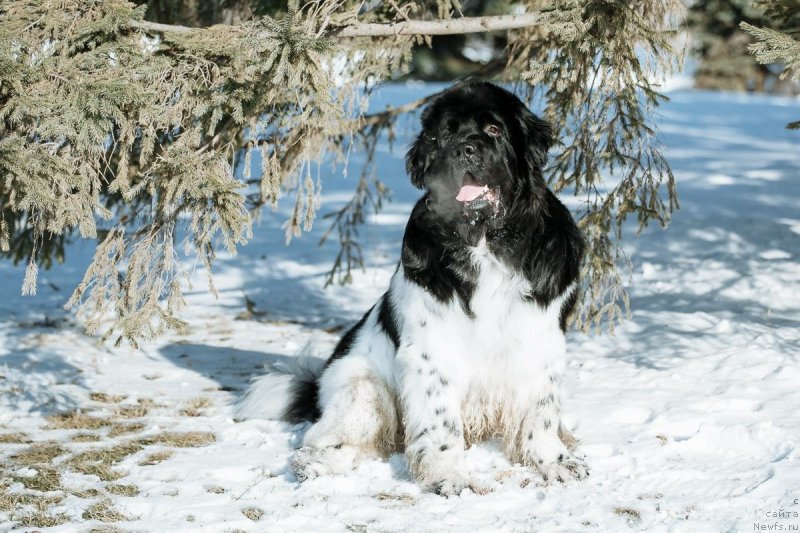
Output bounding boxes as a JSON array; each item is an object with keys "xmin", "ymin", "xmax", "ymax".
[{"xmin": 1, "ymin": 85, "xmax": 799, "ymax": 532}]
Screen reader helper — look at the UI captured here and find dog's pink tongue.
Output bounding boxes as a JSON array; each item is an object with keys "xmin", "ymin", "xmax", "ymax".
[{"xmin": 456, "ymin": 184, "xmax": 487, "ymax": 202}]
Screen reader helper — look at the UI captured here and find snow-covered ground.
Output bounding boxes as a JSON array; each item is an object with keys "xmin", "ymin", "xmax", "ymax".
[{"xmin": 1, "ymin": 85, "xmax": 799, "ymax": 532}]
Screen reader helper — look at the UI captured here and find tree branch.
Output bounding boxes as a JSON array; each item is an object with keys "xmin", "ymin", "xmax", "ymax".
[
  {"xmin": 128, "ymin": 13, "xmax": 541, "ymax": 38},
  {"xmin": 333, "ymin": 14, "xmax": 541, "ymax": 37}
]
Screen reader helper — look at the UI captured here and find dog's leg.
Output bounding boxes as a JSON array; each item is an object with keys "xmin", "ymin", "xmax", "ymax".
[
  {"xmin": 396, "ymin": 345, "xmax": 469, "ymax": 496},
  {"xmin": 292, "ymin": 357, "xmax": 397, "ymax": 482},
  {"xmin": 516, "ymin": 373, "xmax": 588, "ymax": 483}
]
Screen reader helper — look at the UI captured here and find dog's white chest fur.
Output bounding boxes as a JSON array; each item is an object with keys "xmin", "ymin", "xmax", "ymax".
[
  {"xmin": 418, "ymin": 243, "xmax": 556, "ymax": 363},
  {"xmin": 387, "ymin": 240, "xmax": 569, "ymax": 441}
]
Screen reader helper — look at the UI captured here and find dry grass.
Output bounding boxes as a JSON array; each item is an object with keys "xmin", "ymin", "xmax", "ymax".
[
  {"xmin": 70, "ymin": 442, "xmax": 143, "ymax": 465},
  {"xmin": 82, "ymin": 500, "xmax": 131, "ymax": 522},
  {"xmin": 71, "ymin": 463, "xmax": 127, "ymax": 482},
  {"xmin": 71, "ymin": 487, "xmax": 102, "ymax": 498},
  {"xmin": 138, "ymin": 450, "xmax": 173, "ymax": 466},
  {"xmin": 90, "ymin": 392, "xmax": 127, "ymax": 403},
  {"xmin": 106, "ymin": 483, "xmax": 139, "ymax": 497},
  {"xmin": 137, "ymin": 431, "xmax": 215, "ymax": 448},
  {"xmin": 46, "ymin": 411, "xmax": 110, "ymax": 430},
  {"xmin": 108, "ymin": 422, "xmax": 146, "ymax": 437},
  {"xmin": 180, "ymin": 397, "xmax": 212, "ymax": 417},
  {"xmin": 0, "ymin": 432, "xmax": 31, "ymax": 444},
  {"xmin": 241, "ymin": 506, "xmax": 264, "ymax": 521},
  {"xmin": 0, "ymin": 492, "xmax": 69, "ymax": 527},
  {"xmin": 68, "ymin": 441, "xmax": 142, "ymax": 482},
  {"xmin": 11, "ymin": 442, "xmax": 67, "ymax": 465},
  {"xmin": 89, "ymin": 528, "xmax": 126, "ymax": 533},
  {"xmin": 614, "ymin": 506, "xmax": 642, "ymax": 522},
  {"xmin": 72, "ymin": 433, "xmax": 102, "ymax": 443},
  {"xmin": 375, "ymin": 492, "xmax": 415, "ymax": 504},
  {"xmin": 205, "ymin": 485, "xmax": 226, "ymax": 494},
  {"xmin": 0, "ymin": 492, "xmax": 63, "ymax": 512},
  {"xmin": 14, "ymin": 510, "xmax": 71, "ymax": 528},
  {"xmin": 13, "ymin": 467, "xmax": 62, "ymax": 492},
  {"xmin": 115, "ymin": 404, "xmax": 150, "ymax": 419},
  {"xmin": 0, "ymin": 485, "xmax": 66, "ymax": 527}
]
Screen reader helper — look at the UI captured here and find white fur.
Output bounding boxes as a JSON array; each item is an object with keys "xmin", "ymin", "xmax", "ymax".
[{"xmin": 285, "ymin": 239, "xmax": 587, "ymax": 493}]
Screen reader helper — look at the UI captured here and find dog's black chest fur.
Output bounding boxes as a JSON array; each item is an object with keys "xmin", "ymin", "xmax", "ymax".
[{"xmin": 401, "ymin": 189, "xmax": 584, "ymax": 330}]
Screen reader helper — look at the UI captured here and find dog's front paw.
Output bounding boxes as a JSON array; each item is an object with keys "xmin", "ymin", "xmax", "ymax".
[
  {"xmin": 291, "ymin": 445, "xmax": 359, "ymax": 482},
  {"xmin": 411, "ymin": 451, "xmax": 471, "ymax": 496},
  {"xmin": 538, "ymin": 453, "xmax": 589, "ymax": 484},
  {"xmin": 425, "ymin": 472, "xmax": 470, "ymax": 497},
  {"xmin": 291, "ymin": 446, "xmax": 323, "ymax": 482}
]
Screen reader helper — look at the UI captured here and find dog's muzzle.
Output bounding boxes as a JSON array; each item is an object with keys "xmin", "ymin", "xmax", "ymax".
[{"xmin": 456, "ymin": 173, "xmax": 500, "ymax": 212}]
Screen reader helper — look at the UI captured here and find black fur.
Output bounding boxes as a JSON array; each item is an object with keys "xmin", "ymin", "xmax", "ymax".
[
  {"xmin": 559, "ymin": 289, "xmax": 579, "ymax": 333},
  {"xmin": 402, "ymin": 82, "xmax": 584, "ymax": 322},
  {"xmin": 401, "ymin": 201, "xmax": 477, "ymax": 317},
  {"xmin": 377, "ymin": 292, "xmax": 401, "ymax": 348},
  {"xmin": 285, "ymin": 377, "xmax": 321, "ymax": 422},
  {"xmin": 325, "ymin": 304, "xmax": 373, "ymax": 369}
]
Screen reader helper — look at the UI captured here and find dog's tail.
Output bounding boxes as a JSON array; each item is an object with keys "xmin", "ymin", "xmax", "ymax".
[{"xmin": 236, "ymin": 355, "xmax": 325, "ymax": 423}]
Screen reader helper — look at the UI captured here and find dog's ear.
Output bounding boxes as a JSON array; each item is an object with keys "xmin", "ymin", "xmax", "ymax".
[
  {"xmin": 405, "ymin": 133, "xmax": 428, "ymax": 189},
  {"xmin": 518, "ymin": 108, "xmax": 553, "ymax": 171}
]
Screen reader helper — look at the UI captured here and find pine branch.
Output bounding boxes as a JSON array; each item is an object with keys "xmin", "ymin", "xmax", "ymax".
[
  {"xmin": 741, "ymin": 22, "xmax": 800, "ymax": 82},
  {"xmin": 741, "ymin": 20, "xmax": 800, "ymax": 129},
  {"xmin": 2, "ymin": 0, "xmax": 685, "ymax": 342},
  {"xmin": 128, "ymin": 14, "xmax": 541, "ymax": 37},
  {"xmin": 334, "ymin": 14, "xmax": 541, "ymax": 37}
]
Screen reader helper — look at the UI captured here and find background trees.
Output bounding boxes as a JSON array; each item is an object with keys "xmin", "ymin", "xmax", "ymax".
[{"xmin": 688, "ymin": 0, "xmax": 800, "ymax": 95}]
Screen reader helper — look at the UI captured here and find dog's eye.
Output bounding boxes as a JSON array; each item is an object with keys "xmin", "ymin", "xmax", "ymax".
[
  {"xmin": 425, "ymin": 133, "xmax": 437, "ymax": 142},
  {"xmin": 485, "ymin": 124, "xmax": 502, "ymax": 137}
]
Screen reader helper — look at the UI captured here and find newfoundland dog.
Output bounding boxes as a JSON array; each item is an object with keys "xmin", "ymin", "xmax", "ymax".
[{"xmin": 238, "ymin": 81, "xmax": 587, "ymax": 495}]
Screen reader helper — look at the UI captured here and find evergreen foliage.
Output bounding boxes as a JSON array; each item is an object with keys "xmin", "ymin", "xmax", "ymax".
[
  {"xmin": 519, "ymin": 0, "xmax": 682, "ymax": 328},
  {"xmin": 688, "ymin": 0, "xmax": 771, "ymax": 91},
  {"xmin": 741, "ymin": 0, "xmax": 800, "ymax": 128},
  {"xmin": 0, "ymin": 0, "xmax": 684, "ymax": 344}
]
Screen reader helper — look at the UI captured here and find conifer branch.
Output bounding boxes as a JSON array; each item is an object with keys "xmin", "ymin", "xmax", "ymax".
[
  {"xmin": 1, "ymin": 0, "xmax": 685, "ymax": 342},
  {"xmin": 128, "ymin": 13, "xmax": 541, "ymax": 38},
  {"xmin": 334, "ymin": 14, "xmax": 541, "ymax": 37}
]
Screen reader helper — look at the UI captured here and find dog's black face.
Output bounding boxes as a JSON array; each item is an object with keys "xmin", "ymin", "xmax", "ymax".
[{"xmin": 406, "ymin": 82, "xmax": 553, "ymax": 238}]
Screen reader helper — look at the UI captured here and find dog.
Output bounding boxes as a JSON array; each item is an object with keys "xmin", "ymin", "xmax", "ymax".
[{"xmin": 238, "ymin": 81, "xmax": 588, "ymax": 495}]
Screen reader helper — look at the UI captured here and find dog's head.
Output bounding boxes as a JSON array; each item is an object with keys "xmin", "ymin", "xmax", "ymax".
[{"xmin": 406, "ymin": 82, "xmax": 552, "ymax": 233}]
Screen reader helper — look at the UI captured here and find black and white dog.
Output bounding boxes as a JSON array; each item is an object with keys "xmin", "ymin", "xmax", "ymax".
[{"xmin": 238, "ymin": 82, "xmax": 587, "ymax": 495}]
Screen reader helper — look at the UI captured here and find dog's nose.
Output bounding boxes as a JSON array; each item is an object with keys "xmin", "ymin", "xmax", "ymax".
[{"xmin": 455, "ymin": 141, "xmax": 481, "ymax": 163}]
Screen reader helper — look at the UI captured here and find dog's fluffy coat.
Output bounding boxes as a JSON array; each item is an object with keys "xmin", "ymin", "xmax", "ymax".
[{"xmin": 238, "ymin": 82, "xmax": 588, "ymax": 495}]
